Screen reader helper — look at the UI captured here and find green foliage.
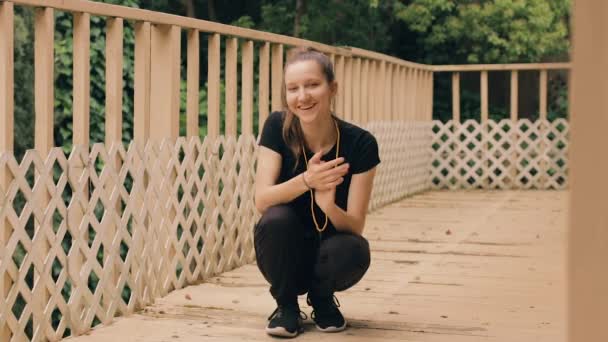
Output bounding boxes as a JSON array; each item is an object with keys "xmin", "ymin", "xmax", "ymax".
[
  {"xmin": 254, "ymin": 0, "xmax": 390, "ymax": 52},
  {"xmin": 392, "ymin": 0, "xmax": 570, "ymax": 64},
  {"xmin": 54, "ymin": 0, "xmax": 140, "ymax": 153}
]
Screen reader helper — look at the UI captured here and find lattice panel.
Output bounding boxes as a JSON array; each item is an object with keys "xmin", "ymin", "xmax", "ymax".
[
  {"xmin": 431, "ymin": 119, "xmax": 569, "ymax": 190},
  {"xmin": 0, "ymin": 135, "xmax": 259, "ymax": 341},
  {"xmin": 0, "ymin": 122, "xmax": 441, "ymax": 341},
  {"xmin": 364, "ymin": 121, "xmax": 434, "ymax": 210}
]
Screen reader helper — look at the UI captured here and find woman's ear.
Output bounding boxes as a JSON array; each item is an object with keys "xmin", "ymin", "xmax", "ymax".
[{"xmin": 330, "ymin": 80, "xmax": 338, "ymax": 97}]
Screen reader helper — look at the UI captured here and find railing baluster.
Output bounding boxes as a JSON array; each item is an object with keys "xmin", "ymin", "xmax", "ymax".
[
  {"xmin": 510, "ymin": 70, "xmax": 518, "ymax": 121},
  {"xmin": 186, "ymin": 29, "xmax": 199, "ymax": 138},
  {"xmin": 134, "ymin": 22, "xmax": 151, "ymax": 146},
  {"xmin": 207, "ymin": 33, "xmax": 221, "ymax": 139},
  {"xmin": 480, "ymin": 70, "xmax": 488, "ymax": 122},
  {"xmin": 271, "ymin": 44, "xmax": 283, "ymax": 112},
  {"xmin": 0, "ymin": 3, "xmax": 14, "ymax": 340},
  {"xmin": 241, "ymin": 40, "xmax": 254, "ymax": 135},
  {"xmin": 258, "ymin": 42, "xmax": 270, "ymax": 130},
  {"xmin": 105, "ymin": 17, "xmax": 123, "ymax": 146},
  {"xmin": 452, "ymin": 72, "xmax": 460, "ymax": 123},
  {"xmin": 360, "ymin": 59, "xmax": 369, "ymax": 124},
  {"xmin": 343, "ymin": 56, "xmax": 353, "ymax": 121},
  {"xmin": 539, "ymin": 70, "xmax": 548, "ymax": 120},
  {"xmin": 34, "ymin": 6, "xmax": 54, "ymax": 337},
  {"xmin": 150, "ymin": 24, "xmax": 180, "ymax": 140},
  {"xmin": 225, "ymin": 37, "xmax": 238, "ymax": 137},
  {"xmin": 352, "ymin": 58, "xmax": 361, "ymax": 124},
  {"xmin": 335, "ymin": 55, "xmax": 344, "ymax": 117}
]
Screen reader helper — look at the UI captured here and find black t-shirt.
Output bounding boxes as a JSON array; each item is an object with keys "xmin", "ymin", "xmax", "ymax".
[{"xmin": 258, "ymin": 111, "xmax": 380, "ymax": 235}]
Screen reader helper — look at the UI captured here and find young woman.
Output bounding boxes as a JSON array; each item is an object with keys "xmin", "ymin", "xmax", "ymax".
[{"xmin": 254, "ymin": 47, "xmax": 380, "ymax": 338}]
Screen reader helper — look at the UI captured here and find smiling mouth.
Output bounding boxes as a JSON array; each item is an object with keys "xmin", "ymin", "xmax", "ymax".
[{"xmin": 299, "ymin": 104, "xmax": 316, "ymax": 110}]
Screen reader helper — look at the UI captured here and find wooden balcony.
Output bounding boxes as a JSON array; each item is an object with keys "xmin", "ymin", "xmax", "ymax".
[{"xmin": 68, "ymin": 190, "xmax": 566, "ymax": 341}]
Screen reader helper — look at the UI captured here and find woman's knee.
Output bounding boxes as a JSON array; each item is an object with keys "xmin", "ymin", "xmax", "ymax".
[
  {"xmin": 321, "ymin": 233, "xmax": 370, "ymax": 269},
  {"xmin": 254, "ymin": 205, "xmax": 303, "ymax": 244}
]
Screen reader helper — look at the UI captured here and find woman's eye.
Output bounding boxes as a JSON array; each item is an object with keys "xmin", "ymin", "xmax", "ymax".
[{"xmin": 287, "ymin": 87, "xmax": 297, "ymax": 92}]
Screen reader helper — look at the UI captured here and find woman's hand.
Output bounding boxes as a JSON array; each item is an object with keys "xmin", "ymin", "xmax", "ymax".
[{"xmin": 302, "ymin": 151, "xmax": 349, "ymax": 190}]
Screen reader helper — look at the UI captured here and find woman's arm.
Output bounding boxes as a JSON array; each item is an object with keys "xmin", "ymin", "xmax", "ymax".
[
  {"xmin": 254, "ymin": 146, "xmax": 309, "ymax": 214},
  {"xmin": 319, "ymin": 167, "xmax": 377, "ymax": 235}
]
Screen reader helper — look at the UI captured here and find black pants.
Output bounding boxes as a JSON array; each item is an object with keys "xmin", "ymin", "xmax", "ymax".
[{"xmin": 254, "ymin": 205, "xmax": 371, "ymax": 306}]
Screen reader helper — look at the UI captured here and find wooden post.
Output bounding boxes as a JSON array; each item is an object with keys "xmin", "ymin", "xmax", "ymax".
[
  {"xmin": 207, "ymin": 33, "xmax": 221, "ymax": 139},
  {"xmin": 428, "ymin": 71, "xmax": 434, "ymax": 121},
  {"xmin": 34, "ymin": 6, "xmax": 54, "ymax": 334},
  {"xmin": 480, "ymin": 71, "xmax": 489, "ymax": 122},
  {"xmin": 510, "ymin": 70, "xmax": 519, "ymax": 188},
  {"xmin": 241, "ymin": 41, "xmax": 254, "ymax": 136},
  {"xmin": 258, "ymin": 42, "xmax": 270, "ymax": 130},
  {"xmin": 105, "ymin": 18, "xmax": 123, "ymax": 146},
  {"xmin": 538, "ymin": 69, "xmax": 548, "ymax": 188},
  {"xmin": 352, "ymin": 58, "xmax": 361, "ymax": 124},
  {"xmin": 134, "ymin": 22, "xmax": 151, "ymax": 147},
  {"xmin": 510, "ymin": 71, "xmax": 518, "ymax": 121},
  {"xmin": 335, "ymin": 55, "xmax": 344, "ymax": 117},
  {"xmin": 569, "ymin": 2, "xmax": 608, "ymax": 341},
  {"xmin": 452, "ymin": 72, "xmax": 460, "ymax": 123},
  {"xmin": 186, "ymin": 29, "xmax": 200, "ymax": 138},
  {"xmin": 271, "ymin": 44, "xmax": 283, "ymax": 112},
  {"xmin": 343, "ymin": 57, "xmax": 352, "ymax": 121},
  {"xmin": 225, "ymin": 37, "xmax": 238, "ymax": 137},
  {"xmin": 480, "ymin": 70, "xmax": 489, "ymax": 187},
  {"xmin": 0, "ymin": 2, "xmax": 14, "ymax": 340},
  {"xmin": 150, "ymin": 25, "xmax": 180, "ymax": 141},
  {"xmin": 360, "ymin": 59, "xmax": 369, "ymax": 124}
]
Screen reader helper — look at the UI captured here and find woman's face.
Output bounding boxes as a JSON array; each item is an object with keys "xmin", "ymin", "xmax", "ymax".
[{"xmin": 284, "ymin": 60, "xmax": 336, "ymax": 125}]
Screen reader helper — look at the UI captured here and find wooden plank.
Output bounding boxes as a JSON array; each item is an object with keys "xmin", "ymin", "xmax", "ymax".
[
  {"xmin": 225, "ymin": 37, "xmax": 238, "ymax": 136},
  {"xmin": 452, "ymin": 72, "xmax": 460, "ymax": 123},
  {"xmin": 569, "ymin": 2, "xmax": 608, "ymax": 340},
  {"xmin": 335, "ymin": 55, "xmax": 344, "ymax": 117},
  {"xmin": 343, "ymin": 57, "xmax": 353, "ymax": 121},
  {"xmin": 348, "ymin": 46, "xmax": 433, "ymax": 70},
  {"xmin": 480, "ymin": 71, "xmax": 488, "ymax": 122},
  {"xmin": 68, "ymin": 191, "xmax": 567, "ymax": 342},
  {"xmin": 8, "ymin": 0, "xmax": 352, "ymax": 57},
  {"xmin": 150, "ymin": 25, "xmax": 181, "ymax": 140},
  {"xmin": 428, "ymin": 71, "xmax": 434, "ymax": 121},
  {"xmin": 0, "ymin": 1, "xmax": 14, "ymax": 154},
  {"xmin": 539, "ymin": 70, "xmax": 548, "ymax": 120},
  {"xmin": 241, "ymin": 41, "xmax": 254, "ymax": 136},
  {"xmin": 433, "ymin": 62, "xmax": 571, "ymax": 72},
  {"xmin": 258, "ymin": 42, "xmax": 270, "ymax": 130},
  {"xmin": 207, "ymin": 33, "xmax": 220, "ymax": 139},
  {"xmin": 33, "ymin": 7, "xmax": 54, "ymax": 337},
  {"xmin": 510, "ymin": 71, "xmax": 518, "ymax": 121},
  {"xmin": 271, "ymin": 44, "xmax": 283, "ymax": 112},
  {"xmin": 134, "ymin": 21, "xmax": 151, "ymax": 146},
  {"xmin": 0, "ymin": 4, "xmax": 13, "ymax": 340},
  {"xmin": 378, "ymin": 61, "xmax": 386, "ymax": 120},
  {"xmin": 186, "ymin": 29, "xmax": 200, "ymax": 138},
  {"xmin": 73, "ymin": 12, "xmax": 90, "ymax": 147},
  {"xmin": 34, "ymin": 7, "xmax": 54, "ymax": 155},
  {"xmin": 360, "ymin": 59, "xmax": 369, "ymax": 124},
  {"xmin": 71, "ymin": 12, "xmax": 91, "ymax": 335},
  {"xmin": 105, "ymin": 17, "xmax": 123, "ymax": 146},
  {"xmin": 405, "ymin": 68, "xmax": 414, "ymax": 121},
  {"xmin": 384, "ymin": 63, "xmax": 393, "ymax": 120},
  {"xmin": 352, "ymin": 58, "xmax": 361, "ymax": 124}
]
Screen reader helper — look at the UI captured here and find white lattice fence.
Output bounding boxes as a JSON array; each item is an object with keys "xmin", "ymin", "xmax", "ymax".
[
  {"xmin": 431, "ymin": 119, "xmax": 569, "ymax": 190},
  {"xmin": 365, "ymin": 121, "xmax": 434, "ymax": 210},
  {"xmin": 0, "ymin": 122, "xmax": 436, "ymax": 341},
  {"xmin": 0, "ymin": 135, "xmax": 258, "ymax": 341}
]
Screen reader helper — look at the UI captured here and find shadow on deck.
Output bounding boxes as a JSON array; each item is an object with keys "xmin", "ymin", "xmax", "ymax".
[{"xmin": 68, "ymin": 190, "xmax": 566, "ymax": 341}]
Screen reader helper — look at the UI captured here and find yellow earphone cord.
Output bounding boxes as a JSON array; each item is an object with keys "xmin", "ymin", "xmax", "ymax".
[{"xmin": 301, "ymin": 119, "xmax": 340, "ymax": 234}]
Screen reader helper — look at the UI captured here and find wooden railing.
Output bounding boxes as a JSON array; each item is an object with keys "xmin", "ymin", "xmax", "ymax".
[
  {"xmin": 431, "ymin": 63, "xmax": 571, "ymax": 189},
  {"xmin": 0, "ymin": 1, "xmax": 435, "ymax": 341}
]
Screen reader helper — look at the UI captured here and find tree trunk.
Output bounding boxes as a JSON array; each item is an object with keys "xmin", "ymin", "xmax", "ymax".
[
  {"xmin": 208, "ymin": 0, "xmax": 217, "ymax": 21},
  {"xmin": 294, "ymin": 0, "xmax": 306, "ymax": 37}
]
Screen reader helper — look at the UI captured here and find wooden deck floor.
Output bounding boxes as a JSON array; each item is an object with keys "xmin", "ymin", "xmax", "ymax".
[{"xmin": 68, "ymin": 190, "xmax": 566, "ymax": 342}]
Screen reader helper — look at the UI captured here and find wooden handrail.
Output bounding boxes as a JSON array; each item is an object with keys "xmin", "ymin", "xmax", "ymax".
[{"xmin": 433, "ymin": 62, "xmax": 571, "ymax": 72}]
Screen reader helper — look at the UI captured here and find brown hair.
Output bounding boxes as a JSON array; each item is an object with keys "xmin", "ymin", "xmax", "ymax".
[{"xmin": 281, "ymin": 47, "xmax": 336, "ymax": 170}]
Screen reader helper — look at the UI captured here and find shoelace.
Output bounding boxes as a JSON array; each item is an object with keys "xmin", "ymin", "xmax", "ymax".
[
  {"xmin": 308, "ymin": 295, "xmax": 341, "ymax": 319},
  {"xmin": 267, "ymin": 306, "xmax": 308, "ymax": 321}
]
